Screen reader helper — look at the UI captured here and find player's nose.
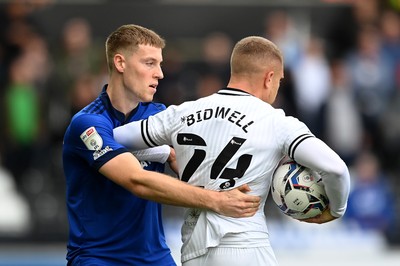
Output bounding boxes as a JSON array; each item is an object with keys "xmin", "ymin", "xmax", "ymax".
[{"xmin": 155, "ymin": 65, "xmax": 164, "ymax": 80}]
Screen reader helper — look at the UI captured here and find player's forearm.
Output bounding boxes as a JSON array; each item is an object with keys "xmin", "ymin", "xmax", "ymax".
[
  {"xmin": 130, "ymin": 168, "xmax": 220, "ymax": 210},
  {"xmin": 293, "ymin": 137, "xmax": 351, "ymax": 218},
  {"xmin": 101, "ymin": 152, "xmax": 259, "ymax": 217},
  {"xmin": 317, "ymin": 165, "xmax": 350, "ymax": 217},
  {"xmin": 131, "ymin": 145, "xmax": 171, "ymax": 163},
  {"xmin": 101, "ymin": 152, "xmax": 215, "ymax": 210}
]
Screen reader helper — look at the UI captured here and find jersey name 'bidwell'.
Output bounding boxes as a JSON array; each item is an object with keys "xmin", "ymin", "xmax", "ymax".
[{"xmin": 185, "ymin": 106, "xmax": 254, "ymax": 133}]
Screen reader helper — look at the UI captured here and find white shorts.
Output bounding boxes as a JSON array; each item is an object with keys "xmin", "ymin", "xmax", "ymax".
[{"xmin": 182, "ymin": 246, "xmax": 279, "ymax": 266}]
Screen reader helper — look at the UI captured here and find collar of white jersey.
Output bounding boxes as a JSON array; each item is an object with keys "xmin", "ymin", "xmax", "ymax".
[{"xmin": 217, "ymin": 87, "xmax": 253, "ymax": 97}]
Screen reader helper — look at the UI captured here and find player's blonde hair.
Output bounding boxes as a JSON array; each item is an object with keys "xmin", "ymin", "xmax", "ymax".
[
  {"xmin": 105, "ymin": 24, "xmax": 166, "ymax": 73},
  {"xmin": 230, "ymin": 36, "xmax": 283, "ymax": 75}
]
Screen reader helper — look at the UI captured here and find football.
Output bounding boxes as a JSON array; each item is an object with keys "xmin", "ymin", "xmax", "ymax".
[{"xmin": 271, "ymin": 159, "xmax": 329, "ymax": 220}]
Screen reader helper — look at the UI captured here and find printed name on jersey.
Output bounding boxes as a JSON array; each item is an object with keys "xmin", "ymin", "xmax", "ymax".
[
  {"xmin": 80, "ymin": 127, "xmax": 103, "ymax": 150},
  {"xmin": 184, "ymin": 106, "xmax": 254, "ymax": 133}
]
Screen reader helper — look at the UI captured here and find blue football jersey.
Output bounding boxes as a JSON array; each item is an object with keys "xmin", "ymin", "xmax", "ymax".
[{"xmin": 62, "ymin": 86, "xmax": 175, "ymax": 266}]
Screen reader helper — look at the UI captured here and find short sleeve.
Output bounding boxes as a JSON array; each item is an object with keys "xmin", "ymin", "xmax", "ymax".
[{"xmin": 64, "ymin": 114, "xmax": 128, "ymax": 170}]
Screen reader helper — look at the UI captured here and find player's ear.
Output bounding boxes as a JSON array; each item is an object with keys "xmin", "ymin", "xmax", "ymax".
[
  {"xmin": 264, "ymin": 70, "xmax": 274, "ymax": 89},
  {"xmin": 114, "ymin": 53, "xmax": 125, "ymax": 73}
]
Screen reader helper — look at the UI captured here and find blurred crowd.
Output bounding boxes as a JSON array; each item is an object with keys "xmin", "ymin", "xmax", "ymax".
[{"xmin": 0, "ymin": 0, "xmax": 399, "ymax": 245}]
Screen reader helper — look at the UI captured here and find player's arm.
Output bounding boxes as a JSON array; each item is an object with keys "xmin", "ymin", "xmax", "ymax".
[
  {"xmin": 99, "ymin": 152, "xmax": 260, "ymax": 218},
  {"xmin": 114, "ymin": 119, "xmax": 148, "ymax": 149},
  {"xmin": 115, "ymin": 121, "xmax": 178, "ymax": 174},
  {"xmin": 292, "ymin": 137, "xmax": 350, "ymax": 224},
  {"xmin": 131, "ymin": 145, "xmax": 171, "ymax": 163}
]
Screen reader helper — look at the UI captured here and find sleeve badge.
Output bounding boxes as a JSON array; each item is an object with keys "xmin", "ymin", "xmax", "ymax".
[{"xmin": 80, "ymin": 126, "xmax": 103, "ymax": 151}]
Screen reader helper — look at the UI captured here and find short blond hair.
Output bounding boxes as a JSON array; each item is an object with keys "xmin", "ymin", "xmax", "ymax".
[
  {"xmin": 105, "ymin": 24, "xmax": 165, "ymax": 72},
  {"xmin": 230, "ymin": 36, "xmax": 283, "ymax": 75}
]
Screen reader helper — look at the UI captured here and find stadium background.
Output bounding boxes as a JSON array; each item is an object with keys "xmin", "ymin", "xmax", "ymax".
[{"xmin": 0, "ymin": 0, "xmax": 400, "ymax": 265}]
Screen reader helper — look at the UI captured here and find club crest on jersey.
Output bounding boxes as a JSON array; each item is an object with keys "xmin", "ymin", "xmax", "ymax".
[{"xmin": 80, "ymin": 126, "xmax": 103, "ymax": 151}]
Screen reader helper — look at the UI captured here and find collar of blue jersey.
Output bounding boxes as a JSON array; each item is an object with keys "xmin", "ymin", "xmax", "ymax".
[
  {"xmin": 217, "ymin": 87, "xmax": 253, "ymax": 97},
  {"xmin": 100, "ymin": 84, "xmax": 140, "ymax": 123}
]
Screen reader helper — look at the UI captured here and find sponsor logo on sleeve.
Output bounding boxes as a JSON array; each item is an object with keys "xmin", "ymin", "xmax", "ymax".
[
  {"xmin": 80, "ymin": 126, "xmax": 113, "ymax": 160},
  {"xmin": 80, "ymin": 127, "xmax": 103, "ymax": 151}
]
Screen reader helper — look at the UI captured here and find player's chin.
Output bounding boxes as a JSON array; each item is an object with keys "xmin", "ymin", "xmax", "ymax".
[
  {"xmin": 142, "ymin": 93, "xmax": 155, "ymax": 102},
  {"xmin": 150, "ymin": 90, "xmax": 157, "ymax": 98}
]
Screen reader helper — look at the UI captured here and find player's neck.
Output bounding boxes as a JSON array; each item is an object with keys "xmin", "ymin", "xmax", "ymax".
[
  {"xmin": 106, "ymin": 83, "xmax": 140, "ymax": 116},
  {"xmin": 227, "ymin": 81, "xmax": 258, "ymax": 96}
]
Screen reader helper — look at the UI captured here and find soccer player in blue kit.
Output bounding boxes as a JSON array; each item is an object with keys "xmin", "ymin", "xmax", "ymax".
[{"xmin": 62, "ymin": 24, "xmax": 260, "ymax": 266}]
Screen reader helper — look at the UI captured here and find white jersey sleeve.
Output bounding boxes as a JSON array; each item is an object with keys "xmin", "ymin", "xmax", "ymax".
[
  {"xmin": 113, "ymin": 120, "xmax": 148, "ymax": 149},
  {"xmin": 113, "ymin": 104, "xmax": 182, "ymax": 149},
  {"xmin": 113, "ymin": 122, "xmax": 170, "ymax": 163},
  {"xmin": 293, "ymin": 137, "xmax": 350, "ymax": 217},
  {"xmin": 130, "ymin": 145, "xmax": 171, "ymax": 163}
]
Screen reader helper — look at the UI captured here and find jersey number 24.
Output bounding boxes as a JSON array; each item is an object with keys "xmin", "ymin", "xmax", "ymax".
[{"xmin": 177, "ymin": 133, "xmax": 253, "ymax": 189}]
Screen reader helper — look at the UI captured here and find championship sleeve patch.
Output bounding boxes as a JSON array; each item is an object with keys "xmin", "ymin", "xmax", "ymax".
[{"xmin": 80, "ymin": 126, "xmax": 103, "ymax": 151}]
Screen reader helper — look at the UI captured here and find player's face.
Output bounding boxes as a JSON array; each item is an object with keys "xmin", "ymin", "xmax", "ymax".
[{"xmin": 124, "ymin": 44, "xmax": 164, "ymax": 103}]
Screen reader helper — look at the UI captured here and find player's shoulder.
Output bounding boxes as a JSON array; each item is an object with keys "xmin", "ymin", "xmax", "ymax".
[
  {"xmin": 270, "ymin": 107, "xmax": 286, "ymax": 117},
  {"xmin": 80, "ymin": 97, "xmax": 107, "ymax": 115},
  {"xmin": 68, "ymin": 109, "xmax": 110, "ymax": 137},
  {"xmin": 261, "ymin": 106, "xmax": 307, "ymax": 131},
  {"xmin": 271, "ymin": 110, "xmax": 304, "ymax": 127},
  {"xmin": 251, "ymin": 99, "xmax": 287, "ymax": 118}
]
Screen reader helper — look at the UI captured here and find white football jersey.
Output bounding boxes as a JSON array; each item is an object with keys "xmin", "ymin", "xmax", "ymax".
[{"xmin": 138, "ymin": 88, "xmax": 314, "ymax": 262}]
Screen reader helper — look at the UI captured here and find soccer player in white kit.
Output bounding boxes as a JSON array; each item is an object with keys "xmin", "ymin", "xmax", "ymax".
[{"xmin": 114, "ymin": 36, "xmax": 351, "ymax": 266}]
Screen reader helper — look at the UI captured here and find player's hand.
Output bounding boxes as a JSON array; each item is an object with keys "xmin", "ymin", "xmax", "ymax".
[
  {"xmin": 215, "ymin": 184, "xmax": 261, "ymax": 218},
  {"xmin": 300, "ymin": 208, "xmax": 338, "ymax": 224},
  {"xmin": 167, "ymin": 147, "xmax": 179, "ymax": 175}
]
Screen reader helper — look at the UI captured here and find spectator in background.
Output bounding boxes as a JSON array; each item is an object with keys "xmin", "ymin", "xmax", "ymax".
[
  {"xmin": 352, "ymin": 0, "xmax": 381, "ymax": 26},
  {"xmin": 199, "ymin": 32, "xmax": 232, "ymax": 84},
  {"xmin": 378, "ymin": 85, "xmax": 400, "ymax": 172},
  {"xmin": 380, "ymin": 9, "xmax": 400, "ymax": 86},
  {"xmin": 292, "ymin": 36, "xmax": 331, "ymax": 138},
  {"xmin": 192, "ymin": 32, "xmax": 233, "ymax": 99},
  {"xmin": 263, "ymin": 10, "xmax": 303, "ymax": 71},
  {"xmin": 346, "ymin": 24, "xmax": 396, "ymax": 151},
  {"xmin": 2, "ymin": 33, "xmax": 50, "ymax": 191},
  {"xmin": 70, "ymin": 73, "xmax": 102, "ymax": 115},
  {"xmin": 157, "ymin": 31, "xmax": 233, "ymax": 105},
  {"xmin": 47, "ymin": 17, "xmax": 104, "ymax": 143},
  {"xmin": 376, "ymin": 9, "xmax": 400, "ymax": 171},
  {"xmin": 324, "ymin": 59, "xmax": 363, "ymax": 166},
  {"xmin": 344, "ymin": 150, "xmax": 396, "ymax": 236}
]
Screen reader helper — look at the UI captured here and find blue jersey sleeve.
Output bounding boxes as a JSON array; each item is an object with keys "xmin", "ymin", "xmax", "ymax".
[{"xmin": 65, "ymin": 113, "xmax": 128, "ymax": 171}]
